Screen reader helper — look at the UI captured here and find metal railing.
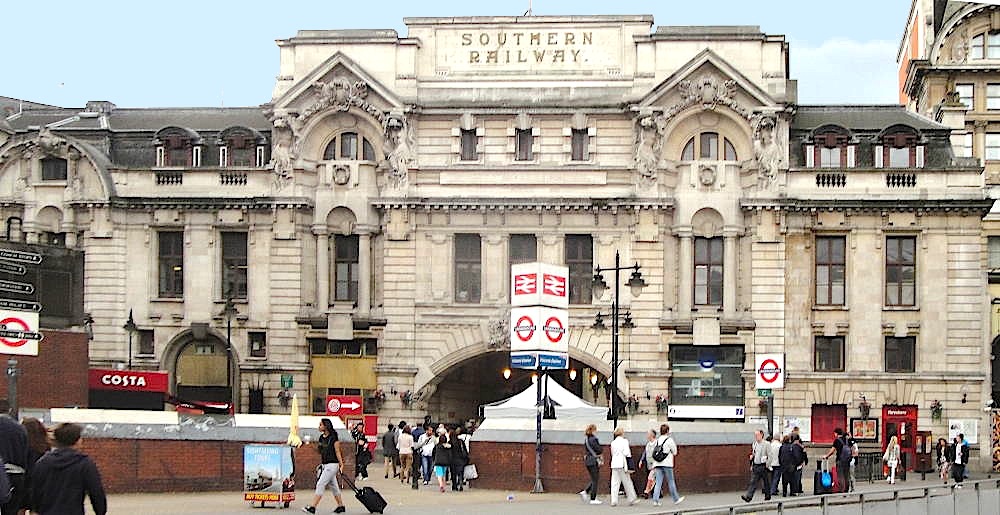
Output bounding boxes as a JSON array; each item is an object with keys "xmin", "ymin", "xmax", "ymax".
[{"xmin": 654, "ymin": 478, "xmax": 1000, "ymax": 515}]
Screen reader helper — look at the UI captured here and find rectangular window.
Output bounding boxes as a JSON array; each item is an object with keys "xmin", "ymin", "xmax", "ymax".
[
  {"xmin": 815, "ymin": 236, "xmax": 846, "ymax": 305},
  {"xmin": 219, "ymin": 147, "xmax": 229, "ymax": 167},
  {"xmin": 192, "ymin": 147, "xmax": 202, "ymax": 167},
  {"xmin": 819, "ymin": 147, "xmax": 841, "ymax": 168},
  {"xmin": 961, "ymin": 133, "xmax": 973, "ymax": 158},
  {"xmin": 987, "ymin": 133, "xmax": 1000, "ymax": 160},
  {"xmin": 167, "ymin": 147, "xmax": 187, "ymax": 167},
  {"xmin": 699, "ymin": 132, "xmax": 719, "ymax": 159},
  {"xmin": 885, "ymin": 236, "xmax": 916, "ymax": 307},
  {"xmin": 137, "ymin": 329, "xmax": 155, "ymax": 355},
  {"xmin": 669, "ymin": 345, "xmax": 744, "ymax": 406},
  {"xmin": 694, "ymin": 237, "xmax": 723, "ymax": 306},
  {"xmin": 571, "ymin": 129, "xmax": 589, "ymax": 161},
  {"xmin": 41, "ymin": 158, "xmax": 68, "ymax": 181},
  {"xmin": 255, "ymin": 146, "xmax": 266, "ymax": 167},
  {"xmin": 565, "ymin": 234, "xmax": 593, "ymax": 304},
  {"xmin": 972, "ymin": 34, "xmax": 985, "ymax": 59},
  {"xmin": 888, "ymin": 146, "xmax": 911, "ymax": 167},
  {"xmin": 340, "ymin": 133, "xmax": 358, "ymax": 159},
  {"xmin": 156, "ymin": 147, "xmax": 165, "ymax": 167},
  {"xmin": 158, "ymin": 232, "xmax": 184, "ymax": 298},
  {"xmin": 885, "ymin": 336, "xmax": 916, "ymax": 372},
  {"xmin": 221, "ymin": 232, "xmax": 248, "ymax": 299},
  {"xmin": 989, "ymin": 236, "xmax": 1000, "ymax": 269},
  {"xmin": 814, "ymin": 336, "xmax": 844, "ymax": 372},
  {"xmin": 988, "ymin": 84, "xmax": 1000, "ymax": 110},
  {"xmin": 956, "ymin": 83, "xmax": 974, "ymax": 109},
  {"xmin": 508, "ymin": 234, "xmax": 537, "ymax": 267},
  {"xmin": 515, "ymin": 129, "xmax": 533, "ymax": 161},
  {"xmin": 454, "ymin": 234, "xmax": 481, "ymax": 303},
  {"xmin": 230, "ymin": 147, "xmax": 253, "ymax": 167},
  {"xmin": 989, "ymin": 33, "xmax": 1000, "ymax": 58},
  {"xmin": 334, "ymin": 234, "xmax": 359, "ymax": 303},
  {"xmin": 460, "ymin": 129, "xmax": 478, "ymax": 161},
  {"xmin": 247, "ymin": 332, "xmax": 266, "ymax": 358}
]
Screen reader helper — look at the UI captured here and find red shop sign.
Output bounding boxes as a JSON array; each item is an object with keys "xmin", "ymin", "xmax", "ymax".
[{"xmin": 88, "ymin": 369, "xmax": 169, "ymax": 393}]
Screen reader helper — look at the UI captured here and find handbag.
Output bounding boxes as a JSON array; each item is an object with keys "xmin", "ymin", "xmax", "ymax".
[
  {"xmin": 585, "ymin": 438, "xmax": 604, "ymax": 467},
  {"xmin": 820, "ymin": 461, "xmax": 832, "ymax": 488},
  {"xmin": 463, "ymin": 463, "xmax": 478, "ymax": 480},
  {"xmin": 626, "ymin": 456, "xmax": 636, "ymax": 473}
]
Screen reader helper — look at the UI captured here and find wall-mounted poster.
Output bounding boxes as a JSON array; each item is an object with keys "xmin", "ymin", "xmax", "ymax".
[
  {"xmin": 948, "ymin": 419, "xmax": 979, "ymax": 445},
  {"xmin": 850, "ymin": 418, "xmax": 879, "ymax": 441},
  {"xmin": 783, "ymin": 416, "xmax": 811, "ymax": 442}
]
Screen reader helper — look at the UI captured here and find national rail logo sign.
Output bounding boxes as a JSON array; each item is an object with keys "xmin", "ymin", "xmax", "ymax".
[
  {"xmin": 754, "ymin": 353, "xmax": 785, "ymax": 389},
  {"xmin": 510, "ymin": 262, "xmax": 569, "ymax": 309},
  {"xmin": 0, "ymin": 309, "xmax": 42, "ymax": 356}
]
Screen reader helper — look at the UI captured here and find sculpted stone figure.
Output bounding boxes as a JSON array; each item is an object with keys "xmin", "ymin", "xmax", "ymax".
[
  {"xmin": 752, "ymin": 115, "xmax": 781, "ymax": 190},
  {"xmin": 384, "ymin": 116, "xmax": 415, "ymax": 189},
  {"xmin": 270, "ymin": 128, "xmax": 294, "ymax": 191},
  {"xmin": 634, "ymin": 115, "xmax": 659, "ymax": 181}
]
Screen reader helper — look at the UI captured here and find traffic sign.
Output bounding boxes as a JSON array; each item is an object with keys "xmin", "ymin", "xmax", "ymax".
[
  {"xmin": 754, "ymin": 353, "xmax": 785, "ymax": 389},
  {"xmin": 757, "ymin": 389, "xmax": 773, "ymax": 398},
  {"xmin": 509, "ymin": 306, "xmax": 569, "ymax": 353},
  {"xmin": 0, "ymin": 309, "xmax": 41, "ymax": 356},
  {"xmin": 0, "ymin": 262, "xmax": 26, "ymax": 275},
  {"xmin": 0, "ymin": 299, "xmax": 42, "ymax": 312},
  {"xmin": 325, "ymin": 395, "xmax": 363, "ymax": 417},
  {"xmin": 510, "ymin": 262, "xmax": 569, "ymax": 309},
  {"xmin": 0, "ymin": 248, "xmax": 43, "ymax": 265},
  {"xmin": 0, "ymin": 279, "xmax": 33, "ymax": 295}
]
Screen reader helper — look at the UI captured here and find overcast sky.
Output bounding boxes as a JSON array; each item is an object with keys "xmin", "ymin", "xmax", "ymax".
[{"xmin": 2, "ymin": 0, "xmax": 911, "ymax": 108}]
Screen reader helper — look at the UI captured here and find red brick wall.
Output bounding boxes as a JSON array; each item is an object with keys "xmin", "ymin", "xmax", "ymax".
[
  {"xmin": 78, "ymin": 438, "xmax": 352, "ymax": 494},
  {"xmin": 466, "ymin": 441, "xmax": 751, "ymax": 494},
  {"xmin": 0, "ymin": 330, "xmax": 89, "ymax": 410}
]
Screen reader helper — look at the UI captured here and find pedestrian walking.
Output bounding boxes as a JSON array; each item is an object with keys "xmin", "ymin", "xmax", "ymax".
[
  {"xmin": 0, "ymin": 400, "xmax": 29, "ymax": 515},
  {"xmin": 790, "ymin": 433, "xmax": 807, "ymax": 495},
  {"xmin": 741, "ymin": 429, "xmax": 772, "ymax": 503},
  {"xmin": 636, "ymin": 429, "xmax": 657, "ymax": 498},
  {"xmin": 777, "ymin": 435, "xmax": 796, "ymax": 497},
  {"xmin": 767, "ymin": 434, "xmax": 781, "ymax": 496},
  {"xmin": 936, "ymin": 437, "xmax": 951, "ymax": 483},
  {"xmin": 882, "ymin": 435, "xmax": 900, "ymax": 484},
  {"xmin": 649, "ymin": 423, "xmax": 684, "ymax": 506},
  {"xmin": 382, "ymin": 424, "xmax": 399, "ymax": 479},
  {"xmin": 848, "ymin": 434, "xmax": 859, "ymax": 491},
  {"xmin": 398, "ymin": 425, "xmax": 414, "ymax": 484},
  {"xmin": 28, "ymin": 422, "xmax": 107, "ymax": 515},
  {"xmin": 951, "ymin": 434, "xmax": 969, "ymax": 487},
  {"xmin": 822, "ymin": 428, "xmax": 851, "ymax": 493},
  {"xmin": 301, "ymin": 418, "xmax": 346, "ymax": 514},
  {"xmin": 609, "ymin": 427, "xmax": 639, "ymax": 506},
  {"xmin": 350, "ymin": 422, "xmax": 370, "ymax": 481},
  {"xmin": 449, "ymin": 427, "xmax": 468, "ymax": 491},
  {"xmin": 579, "ymin": 423, "xmax": 603, "ymax": 505},
  {"xmin": 417, "ymin": 425, "xmax": 436, "ymax": 485},
  {"xmin": 19, "ymin": 417, "xmax": 51, "ymax": 515},
  {"xmin": 432, "ymin": 434, "xmax": 452, "ymax": 493}
]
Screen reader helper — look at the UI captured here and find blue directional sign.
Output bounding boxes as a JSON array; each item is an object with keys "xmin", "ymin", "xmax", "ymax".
[
  {"xmin": 510, "ymin": 352, "xmax": 537, "ymax": 369},
  {"xmin": 537, "ymin": 352, "xmax": 568, "ymax": 369}
]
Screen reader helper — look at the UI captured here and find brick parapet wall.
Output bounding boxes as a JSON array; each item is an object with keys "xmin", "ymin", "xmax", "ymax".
[{"xmin": 0, "ymin": 330, "xmax": 89, "ymax": 409}]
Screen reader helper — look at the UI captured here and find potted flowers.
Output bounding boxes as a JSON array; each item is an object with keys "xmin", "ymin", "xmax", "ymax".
[
  {"xmin": 655, "ymin": 394, "xmax": 668, "ymax": 413},
  {"xmin": 400, "ymin": 390, "xmax": 413, "ymax": 407},
  {"xmin": 930, "ymin": 399, "xmax": 943, "ymax": 421},
  {"xmin": 368, "ymin": 388, "xmax": 387, "ymax": 409},
  {"xmin": 858, "ymin": 395, "xmax": 871, "ymax": 419}
]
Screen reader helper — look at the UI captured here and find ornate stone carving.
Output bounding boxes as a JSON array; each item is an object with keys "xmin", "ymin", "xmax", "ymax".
[
  {"xmin": 303, "ymin": 78, "xmax": 384, "ymax": 123},
  {"xmin": 698, "ymin": 165, "xmax": 717, "ymax": 187},
  {"xmin": 383, "ymin": 114, "xmax": 415, "ymax": 190},
  {"xmin": 633, "ymin": 114, "xmax": 661, "ymax": 183},
  {"xmin": 751, "ymin": 114, "xmax": 781, "ymax": 191},
  {"xmin": 332, "ymin": 164, "xmax": 351, "ymax": 185},
  {"xmin": 269, "ymin": 125, "xmax": 294, "ymax": 191},
  {"xmin": 950, "ymin": 29, "xmax": 968, "ymax": 64},
  {"xmin": 487, "ymin": 310, "xmax": 510, "ymax": 350}
]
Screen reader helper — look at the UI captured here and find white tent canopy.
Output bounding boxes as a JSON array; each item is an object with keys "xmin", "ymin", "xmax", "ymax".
[{"xmin": 482, "ymin": 375, "xmax": 607, "ymax": 421}]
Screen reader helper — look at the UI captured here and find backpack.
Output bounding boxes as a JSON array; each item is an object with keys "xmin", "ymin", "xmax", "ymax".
[
  {"xmin": 838, "ymin": 436, "xmax": 853, "ymax": 461},
  {"xmin": 652, "ymin": 437, "xmax": 669, "ymax": 462}
]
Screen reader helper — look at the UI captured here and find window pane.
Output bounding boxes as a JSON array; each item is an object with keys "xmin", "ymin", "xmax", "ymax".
[
  {"xmin": 669, "ymin": 345, "xmax": 744, "ymax": 406},
  {"xmin": 700, "ymin": 132, "xmax": 719, "ymax": 159},
  {"xmin": 986, "ymin": 133, "xmax": 1000, "ymax": 160},
  {"xmin": 989, "ymin": 33, "xmax": 1000, "ymax": 58},
  {"xmin": 988, "ymin": 84, "xmax": 1000, "ymax": 109},
  {"xmin": 454, "ymin": 234, "xmax": 481, "ymax": 303},
  {"xmin": 972, "ymin": 34, "xmax": 985, "ymax": 59},
  {"xmin": 323, "ymin": 138, "xmax": 337, "ymax": 160},
  {"xmin": 362, "ymin": 139, "xmax": 375, "ymax": 161},
  {"xmin": 221, "ymin": 232, "xmax": 248, "ymax": 299},
  {"xmin": 334, "ymin": 235, "xmax": 359, "ymax": 302},
  {"xmin": 509, "ymin": 234, "xmax": 537, "ymax": 266},
  {"xmin": 888, "ymin": 146, "xmax": 910, "ymax": 167},
  {"xmin": 989, "ymin": 237, "xmax": 1000, "ymax": 269},
  {"xmin": 565, "ymin": 234, "xmax": 592, "ymax": 304},
  {"xmin": 815, "ymin": 336, "xmax": 844, "ymax": 372},
  {"xmin": 885, "ymin": 337, "xmax": 915, "ymax": 372},
  {"xmin": 41, "ymin": 158, "xmax": 68, "ymax": 180},
  {"xmin": 340, "ymin": 133, "xmax": 358, "ymax": 159},
  {"xmin": 681, "ymin": 138, "xmax": 694, "ymax": 160},
  {"xmin": 460, "ymin": 129, "xmax": 478, "ymax": 161},
  {"xmin": 516, "ymin": 129, "xmax": 533, "ymax": 161},
  {"xmin": 956, "ymin": 84, "xmax": 974, "ymax": 108},
  {"xmin": 819, "ymin": 146, "xmax": 839, "ymax": 167},
  {"xmin": 831, "ymin": 238, "xmax": 845, "ymax": 263},
  {"xmin": 724, "ymin": 139, "xmax": 737, "ymax": 161},
  {"xmin": 158, "ymin": 232, "xmax": 184, "ymax": 297},
  {"xmin": 571, "ymin": 129, "xmax": 589, "ymax": 161}
]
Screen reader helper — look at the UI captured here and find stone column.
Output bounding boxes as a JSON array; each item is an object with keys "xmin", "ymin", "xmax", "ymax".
[
  {"xmin": 676, "ymin": 227, "xmax": 693, "ymax": 316},
  {"xmin": 358, "ymin": 231, "xmax": 372, "ymax": 315},
  {"xmin": 723, "ymin": 227, "xmax": 739, "ymax": 317},
  {"xmin": 313, "ymin": 226, "xmax": 329, "ymax": 313}
]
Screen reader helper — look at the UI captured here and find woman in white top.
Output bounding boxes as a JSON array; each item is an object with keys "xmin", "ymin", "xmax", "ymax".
[
  {"xmin": 883, "ymin": 435, "xmax": 901, "ymax": 484},
  {"xmin": 609, "ymin": 427, "xmax": 639, "ymax": 506}
]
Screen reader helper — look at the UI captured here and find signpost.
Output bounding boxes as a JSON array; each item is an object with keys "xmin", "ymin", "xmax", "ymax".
[
  {"xmin": 754, "ymin": 354, "xmax": 785, "ymax": 437},
  {"xmin": 0, "ymin": 309, "xmax": 42, "ymax": 356},
  {"xmin": 0, "ymin": 246, "xmax": 44, "ymax": 419}
]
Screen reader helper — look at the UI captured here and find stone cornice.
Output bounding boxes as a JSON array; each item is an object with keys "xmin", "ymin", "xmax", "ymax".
[
  {"xmin": 373, "ymin": 197, "xmax": 673, "ymax": 211},
  {"xmin": 110, "ymin": 196, "xmax": 313, "ymax": 211},
  {"xmin": 740, "ymin": 198, "xmax": 993, "ymax": 215}
]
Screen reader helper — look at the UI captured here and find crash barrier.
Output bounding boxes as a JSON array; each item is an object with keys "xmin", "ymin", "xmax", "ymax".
[{"xmin": 653, "ymin": 478, "xmax": 1000, "ymax": 515}]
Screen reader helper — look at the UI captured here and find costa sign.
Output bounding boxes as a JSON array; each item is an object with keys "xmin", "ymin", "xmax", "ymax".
[
  {"xmin": 88, "ymin": 369, "xmax": 169, "ymax": 393},
  {"xmin": 510, "ymin": 262, "xmax": 569, "ymax": 309},
  {"xmin": 754, "ymin": 353, "xmax": 785, "ymax": 389}
]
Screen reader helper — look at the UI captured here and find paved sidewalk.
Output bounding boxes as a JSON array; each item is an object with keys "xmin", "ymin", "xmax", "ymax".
[{"xmin": 88, "ymin": 474, "xmax": 978, "ymax": 514}]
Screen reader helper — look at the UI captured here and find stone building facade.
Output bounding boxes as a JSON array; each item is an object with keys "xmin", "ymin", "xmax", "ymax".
[{"xmin": 1, "ymin": 14, "xmax": 993, "ymax": 469}]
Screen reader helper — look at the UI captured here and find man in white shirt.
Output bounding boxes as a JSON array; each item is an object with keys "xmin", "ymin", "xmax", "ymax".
[{"xmin": 741, "ymin": 429, "xmax": 772, "ymax": 502}]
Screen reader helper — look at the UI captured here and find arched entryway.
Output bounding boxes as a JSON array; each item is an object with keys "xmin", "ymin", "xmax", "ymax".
[{"xmin": 164, "ymin": 328, "xmax": 240, "ymax": 411}]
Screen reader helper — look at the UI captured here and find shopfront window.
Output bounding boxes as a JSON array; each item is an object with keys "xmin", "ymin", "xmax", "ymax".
[{"xmin": 669, "ymin": 345, "xmax": 744, "ymax": 406}]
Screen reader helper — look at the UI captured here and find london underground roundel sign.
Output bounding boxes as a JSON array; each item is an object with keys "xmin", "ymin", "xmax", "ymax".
[{"xmin": 754, "ymin": 353, "xmax": 785, "ymax": 389}]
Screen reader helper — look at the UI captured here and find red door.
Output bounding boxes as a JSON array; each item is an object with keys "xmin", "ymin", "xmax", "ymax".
[
  {"xmin": 882, "ymin": 405, "xmax": 918, "ymax": 470},
  {"xmin": 811, "ymin": 404, "xmax": 847, "ymax": 444}
]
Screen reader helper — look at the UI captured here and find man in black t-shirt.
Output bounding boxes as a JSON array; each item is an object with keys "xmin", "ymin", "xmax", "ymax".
[{"xmin": 822, "ymin": 428, "xmax": 851, "ymax": 493}]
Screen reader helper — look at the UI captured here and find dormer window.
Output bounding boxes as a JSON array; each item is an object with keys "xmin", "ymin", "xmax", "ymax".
[
  {"xmin": 875, "ymin": 129, "xmax": 923, "ymax": 168},
  {"xmin": 218, "ymin": 127, "xmax": 266, "ymax": 167},
  {"xmin": 323, "ymin": 132, "xmax": 376, "ymax": 161},
  {"xmin": 681, "ymin": 132, "xmax": 738, "ymax": 161},
  {"xmin": 804, "ymin": 129, "xmax": 854, "ymax": 168},
  {"xmin": 154, "ymin": 128, "xmax": 203, "ymax": 167}
]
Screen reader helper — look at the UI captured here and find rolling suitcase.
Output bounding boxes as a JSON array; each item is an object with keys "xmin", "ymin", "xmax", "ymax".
[
  {"xmin": 339, "ymin": 472, "xmax": 388, "ymax": 513},
  {"xmin": 813, "ymin": 460, "xmax": 832, "ymax": 495}
]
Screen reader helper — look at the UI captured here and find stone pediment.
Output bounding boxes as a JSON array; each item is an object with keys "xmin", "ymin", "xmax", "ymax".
[
  {"xmin": 637, "ymin": 48, "xmax": 776, "ymax": 115},
  {"xmin": 268, "ymin": 51, "xmax": 404, "ymax": 119}
]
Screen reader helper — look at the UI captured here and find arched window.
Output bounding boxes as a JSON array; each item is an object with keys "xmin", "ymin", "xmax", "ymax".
[
  {"xmin": 323, "ymin": 132, "xmax": 376, "ymax": 161},
  {"xmin": 681, "ymin": 132, "xmax": 738, "ymax": 161},
  {"xmin": 876, "ymin": 127, "xmax": 923, "ymax": 168}
]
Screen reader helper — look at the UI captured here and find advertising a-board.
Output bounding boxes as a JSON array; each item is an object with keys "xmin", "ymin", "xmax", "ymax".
[{"xmin": 243, "ymin": 444, "xmax": 295, "ymax": 506}]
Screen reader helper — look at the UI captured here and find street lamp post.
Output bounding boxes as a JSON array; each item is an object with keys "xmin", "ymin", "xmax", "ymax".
[
  {"xmin": 592, "ymin": 250, "xmax": 645, "ymax": 429},
  {"xmin": 123, "ymin": 310, "xmax": 138, "ymax": 370}
]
